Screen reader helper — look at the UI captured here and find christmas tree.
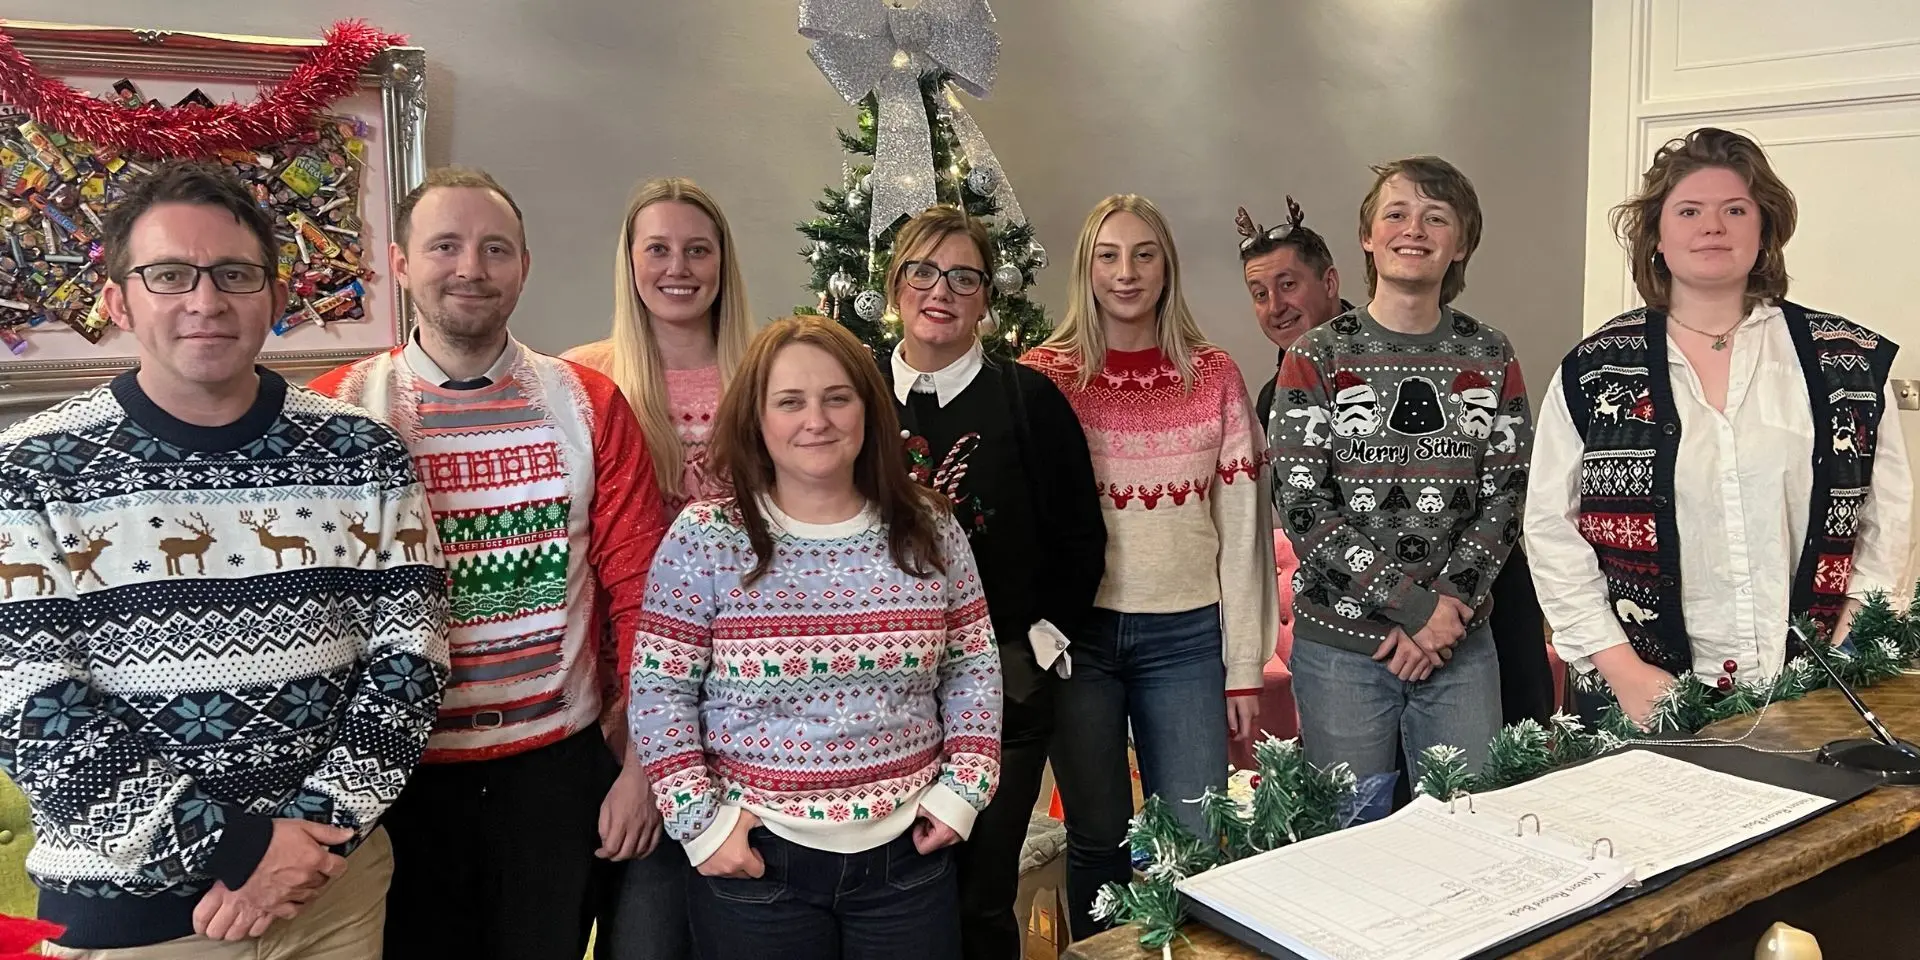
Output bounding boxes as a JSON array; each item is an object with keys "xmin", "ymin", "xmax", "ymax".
[{"xmin": 796, "ymin": 72, "xmax": 1051, "ymax": 363}]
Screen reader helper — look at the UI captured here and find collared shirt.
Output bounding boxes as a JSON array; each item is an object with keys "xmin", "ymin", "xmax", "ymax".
[
  {"xmin": 1527, "ymin": 303, "xmax": 1913, "ymax": 677},
  {"xmin": 403, "ymin": 331, "xmax": 519, "ymax": 388},
  {"xmin": 891, "ymin": 340, "xmax": 984, "ymax": 407}
]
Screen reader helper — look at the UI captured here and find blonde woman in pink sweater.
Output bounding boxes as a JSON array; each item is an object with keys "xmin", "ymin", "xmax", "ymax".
[{"xmin": 1021, "ymin": 195, "xmax": 1278, "ymax": 941}]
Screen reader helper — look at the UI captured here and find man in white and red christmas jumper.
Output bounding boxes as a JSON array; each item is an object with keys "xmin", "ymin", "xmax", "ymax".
[
  {"xmin": 1271, "ymin": 157, "xmax": 1535, "ymax": 823},
  {"xmin": 310, "ymin": 167, "xmax": 673, "ymax": 959}
]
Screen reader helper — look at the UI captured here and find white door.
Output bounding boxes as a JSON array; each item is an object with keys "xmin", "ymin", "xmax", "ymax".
[{"xmin": 1584, "ymin": 0, "xmax": 1920, "ymax": 586}]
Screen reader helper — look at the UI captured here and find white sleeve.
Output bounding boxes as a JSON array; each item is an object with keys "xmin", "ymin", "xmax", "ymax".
[
  {"xmin": 1850, "ymin": 381, "xmax": 1913, "ymax": 604},
  {"xmin": 1523, "ymin": 366, "xmax": 1633, "ymax": 672}
]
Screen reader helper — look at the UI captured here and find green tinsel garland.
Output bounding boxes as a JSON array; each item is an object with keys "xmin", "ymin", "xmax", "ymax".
[{"xmin": 1095, "ymin": 589, "xmax": 1920, "ymax": 946}]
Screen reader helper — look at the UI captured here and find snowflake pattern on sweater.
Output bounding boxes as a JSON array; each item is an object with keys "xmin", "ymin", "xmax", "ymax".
[
  {"xmin": 1270, "ymin": 306, "xmax": 1533, "ymax": 655},
  {"xmin": 628, "ymin": 499, "xmax": 1000, "ymax": 863},
  {"xmin": 0, "ymin": 372, "xmax": 449, "ymax": 948}
]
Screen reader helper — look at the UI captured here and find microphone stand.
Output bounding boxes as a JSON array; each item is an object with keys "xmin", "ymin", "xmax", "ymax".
[{"xmin": 1794, "ymin": 624, "xmax": 1920, "ymax": 784}]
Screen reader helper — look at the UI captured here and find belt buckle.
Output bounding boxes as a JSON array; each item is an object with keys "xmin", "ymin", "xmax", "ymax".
[{"xmin": 471, "ymin": 710, "xmax": 504, "ymax": 730}]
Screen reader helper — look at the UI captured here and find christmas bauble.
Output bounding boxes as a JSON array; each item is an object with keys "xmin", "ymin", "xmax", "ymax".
[
  {"xmin": 808, "ymin": 240, "xmax": 828, "ymax": 263},
  {"xmin": 854, "ymin": 290, "xmax": 884, "ymax": 321},
  {"xmin": 993, "ymin": 262, "xmax": 1024, "ymax": 296},
  {"xmin": 827, "ymin": 270, "xmax": 858, "ymax": 300},
  {"xmin": 847, "ymin": 189, "xmax": 865, "ymax": 212},
  {"xmin": 967, "ymin": 165, "xmax": 999, "ymax": 196},
  {"xmin": 1028, "ymin": 240, "xmax": 1048, "ymax": 270}
]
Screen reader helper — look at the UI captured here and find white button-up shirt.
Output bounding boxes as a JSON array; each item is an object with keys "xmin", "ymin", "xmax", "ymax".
[{"xmin": 1526, "ymin": 304, "xmax": 1913, "ymax": 678}]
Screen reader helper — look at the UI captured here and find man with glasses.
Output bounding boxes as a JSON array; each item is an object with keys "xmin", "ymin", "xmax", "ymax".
[{"xmin": 0, "ymin": 161, "xmax": 450, "ymax": 957}]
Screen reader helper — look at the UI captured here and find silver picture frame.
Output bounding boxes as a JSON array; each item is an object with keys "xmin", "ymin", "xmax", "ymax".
[{"xmin": 0, "ymin": 20, "xmax": 426, "ymax": 411}]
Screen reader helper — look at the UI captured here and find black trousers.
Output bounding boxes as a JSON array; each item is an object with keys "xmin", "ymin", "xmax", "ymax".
[
  {"xmin": 381, "ymin": 726, "xmax": 619, "ymax": 960},
  {"xmin": 954, "ymin": 673, "xmax": 1055, "ymax": 960},
  {"xmin": 1490, "ymin": 547, "xmax": 1554, "ymax": 726}
]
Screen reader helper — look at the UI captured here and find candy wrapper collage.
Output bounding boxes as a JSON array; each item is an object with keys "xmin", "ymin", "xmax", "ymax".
[{"xmin": 0, "ymin": 78, "xmax": 376, "ymax": 359}]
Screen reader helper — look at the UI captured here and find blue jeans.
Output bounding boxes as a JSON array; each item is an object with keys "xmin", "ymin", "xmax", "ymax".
[
  {"xmin": 687, "ymin": 828, "xmax": 960, "ymax": 960},
  {"xmin": 1290, "ymin": 621, "xmax": 1503, "ymax": 824},
  {"xmin": 1049, "ymin": 604, "xmax": 1229, "ymax": 941},
  {"xmin": 595, "ymin": 837, "xmax": 693, "ymax": 960}
]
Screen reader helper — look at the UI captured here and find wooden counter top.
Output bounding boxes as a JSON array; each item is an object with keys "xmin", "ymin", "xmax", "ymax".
[{"xmin": 1065, "ymin": 674, "xmax": 1920, "ymax": 959}]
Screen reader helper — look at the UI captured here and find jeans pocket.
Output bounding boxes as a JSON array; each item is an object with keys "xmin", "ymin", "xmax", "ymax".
[
  {"xmin": 885, "ymin": 842, "xmax": 951, "ymax": 892},
  {"xmin": 704, "ymin": 827, "xmax": 787, "ymax": 904},
  {"xmin": 704, "ymin": 872, "xmax": 787, "ymax": 904}
]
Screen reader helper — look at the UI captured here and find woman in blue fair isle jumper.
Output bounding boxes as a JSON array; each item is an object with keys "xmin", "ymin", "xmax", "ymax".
[
  {"xmin": 1526, "ymin": 127, "xmax": 1912, "ymax": 728},
  {"xmin": 627, "ymin": 315, "xmax": 1002, "ymax": 960}
]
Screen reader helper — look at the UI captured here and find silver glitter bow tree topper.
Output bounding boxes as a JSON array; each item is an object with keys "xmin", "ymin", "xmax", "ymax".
[
  {"xmin": 799, "ymin": 0, "xmax": 1024, "ymax": 241},
  {"xmin": 795, "ymin": 0, "xmax": 1051, "ymax": 363}
]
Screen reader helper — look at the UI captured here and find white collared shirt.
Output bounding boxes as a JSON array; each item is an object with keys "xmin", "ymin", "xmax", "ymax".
[
  {"xmin": 403, "ymin": 331, "xmax": 520, "ymax": 386},
  {"xmin": 1526, "ymin": 303, "xmax": 1913, "ymax": 678},
  {"xmin": 891, "ymin": 340, "xmax": 984, "ymax": 407}
]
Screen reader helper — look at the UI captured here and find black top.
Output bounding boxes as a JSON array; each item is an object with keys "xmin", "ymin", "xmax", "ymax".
[
  {"xmin": 887, "ymin": 357, "xmax": 1107, "ymax": 702},
  {"xmin": 111, "ymin": 366, "xmax": 288, "ymax": 452},
  {"xmin": 1255, "ymin": 299, "xmax": 1354, "ymax": 430}
]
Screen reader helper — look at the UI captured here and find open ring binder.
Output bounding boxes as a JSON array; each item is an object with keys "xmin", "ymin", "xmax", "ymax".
[
  {"xmin": 1517, "ymin": 813, "xmax": 1540, "ymax": 836},
  {"xmin": 1447, "ymin": 792, "xmax": 1475, "ymax": 814},
  {"xmin": 1589, "ymin": 837, "xmax": 1615, "ymax": 860}
]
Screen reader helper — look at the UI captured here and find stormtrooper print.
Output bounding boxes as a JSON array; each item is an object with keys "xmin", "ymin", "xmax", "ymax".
[
  {"xmin": 1449, "ymin": 369, "xmax": 1500, "ymax": 440},
  {"xmin": 1348, "ymin": 486, "xmax": 1378, "ymax": 513},
  {"xmin": 1343, "ymin": 544, "xmax": 1375, "ymax": 572},
  {"xmin": 1416, "ymin": 486, "xmax": 1446, "ymax": 514},
  {"xmin": 1287, "ymin": 464, "xmax": 1316, "ymax": 489},
  {"xmin": 1334, "ymin": 596, "xmax": 1365, "ymax": 620},
  {"xmin": 1330, "ymin": 370, "xmax": 1382, "ymax": 438}
]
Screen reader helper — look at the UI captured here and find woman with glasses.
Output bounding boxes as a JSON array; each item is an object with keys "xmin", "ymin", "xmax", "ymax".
[
  {"xmin": 1020, "ymin": 194, "xmax": 1278, "ymax": 942},
  {"xmin": 879, "ymin": 206, "xmax": 1106, "ymax": 959}
]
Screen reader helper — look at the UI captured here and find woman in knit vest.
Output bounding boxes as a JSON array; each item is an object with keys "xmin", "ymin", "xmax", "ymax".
[
  {"xmin": 628, "ymin": 316, "xmax": 1002, "ymax": 960},
  {"xmin": 1021, "ymin": 195, "xmax": 1279, "ymax": 941},
  {"xmin": 565, "ymin": 177, "xmax": 756, "ymax": 959},
  {"xmin": 565, "ymin": 177, "xmax": 756, "ymax": 518},
  {"xmin": 1526, "ymin": 127, "xmax": 1911, "ymax": 728}
]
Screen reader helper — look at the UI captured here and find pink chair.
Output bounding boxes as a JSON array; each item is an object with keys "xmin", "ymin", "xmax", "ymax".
[{"xmin": 1230, "ymin": 532, "xmax": 1302, "ymax": 771}]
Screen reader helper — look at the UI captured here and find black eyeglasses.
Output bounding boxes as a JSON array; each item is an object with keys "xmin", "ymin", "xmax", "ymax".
[
  {"xmin": 900, "ymin": 260, "xmax": 986, "ymax": 296},
  {"xmin": 125, "ymin": 261, "xmax": 271, "ymax": 295}
]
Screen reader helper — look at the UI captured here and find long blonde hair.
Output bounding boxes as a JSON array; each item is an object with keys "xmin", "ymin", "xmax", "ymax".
[
  {"xmin": 1041, "ymin": 194, "xmax": 1211, "ymax": 389},
  {"xmin": 607, "ymin": 177, "xmax": 754, "ymax": 502}
]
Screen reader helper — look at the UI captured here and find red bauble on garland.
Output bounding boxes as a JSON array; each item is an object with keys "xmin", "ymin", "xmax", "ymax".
[{"xmin": 0, "ymin": 19, "xmax": 405, "ymax": 158}]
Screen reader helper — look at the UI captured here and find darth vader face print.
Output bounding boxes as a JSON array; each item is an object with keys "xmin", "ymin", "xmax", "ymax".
[{"xmin": 1388, "ymin": 376, "xmax": 1446, "ymax": 436}]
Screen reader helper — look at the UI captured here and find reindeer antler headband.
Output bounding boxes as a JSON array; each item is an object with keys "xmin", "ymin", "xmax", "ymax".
[{"xmin": 1235, "ymin": 196, "xmax": 1308, "ymax": 252}]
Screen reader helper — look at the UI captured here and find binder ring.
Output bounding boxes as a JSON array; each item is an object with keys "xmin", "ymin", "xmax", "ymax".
[
  {"xmin": 1448, "ymin": 792, "xmax": 1475, "ymax": 814},
  {"xmin": 1589, "ymin": 837, "xmax": 1615, "ymax": 860},
  {"xmin": 1516, "ymin": 813, "xmax": 1540, "ymax": 836}
]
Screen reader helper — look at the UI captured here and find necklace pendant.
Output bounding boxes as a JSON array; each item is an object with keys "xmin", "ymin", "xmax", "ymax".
[{"xmin": 1712, "ymin": 335, "xmax": 1728, "ymax": 351}]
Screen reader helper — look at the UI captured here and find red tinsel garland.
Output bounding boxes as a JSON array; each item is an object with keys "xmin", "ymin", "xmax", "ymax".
[{"xmin": 0, "ymin": 19, "xmax": 406, "ymax": 158}]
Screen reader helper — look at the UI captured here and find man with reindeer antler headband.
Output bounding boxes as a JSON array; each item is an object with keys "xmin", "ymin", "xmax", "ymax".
[{"xmin": 1235, "ymin": 198, "xmax": 1353, "ymax": 430}]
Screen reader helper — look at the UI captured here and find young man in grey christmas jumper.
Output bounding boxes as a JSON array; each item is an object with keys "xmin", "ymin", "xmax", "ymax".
[{"xmin": 1270, "ymin": 157, "xmax": 1534, "ymax": 823}]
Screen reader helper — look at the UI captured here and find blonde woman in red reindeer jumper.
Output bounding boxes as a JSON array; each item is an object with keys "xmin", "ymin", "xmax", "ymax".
[{"xmin": 1020, "ymin": 194, "xmax": 1278, "ymax": 942}]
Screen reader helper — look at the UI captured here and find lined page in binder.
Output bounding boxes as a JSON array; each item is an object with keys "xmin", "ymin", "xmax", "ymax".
[
  {"xmin": 1463, "ymin": 749, "xmax": 1829, "ymax": 882},
  {"xmin": 1175, "ymin": 795, "xmax": 1633, "ymax": 960}
]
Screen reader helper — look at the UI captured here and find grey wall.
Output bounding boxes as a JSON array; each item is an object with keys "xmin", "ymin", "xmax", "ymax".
[{"xmin": 1, "ymin": 0, "xmax": 1590, "ymax": 420}]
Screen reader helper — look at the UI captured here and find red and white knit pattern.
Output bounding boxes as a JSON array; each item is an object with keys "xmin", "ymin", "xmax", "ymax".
[{"xmin": 1020, "ymin": 344, "xmax": 1278, "ymax": 693}]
